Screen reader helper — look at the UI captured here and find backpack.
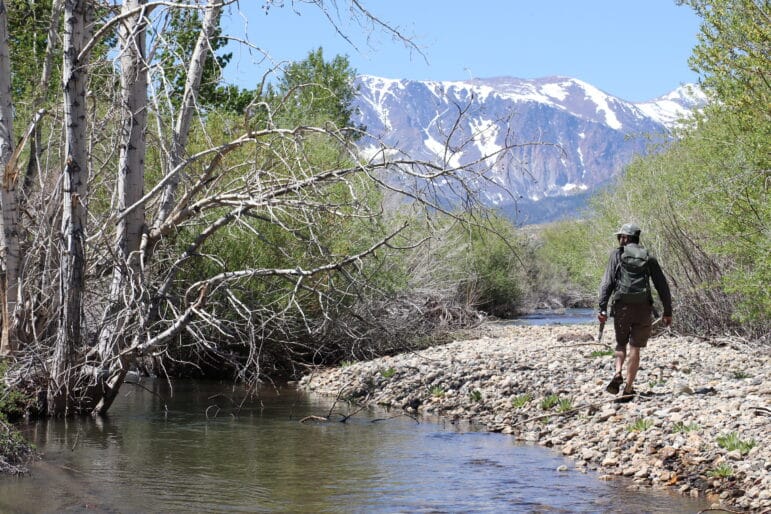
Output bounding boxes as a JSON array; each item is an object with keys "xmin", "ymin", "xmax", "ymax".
[{"xmin": 614, "ymin": 245, "xmax": 651, "ymax": 304}]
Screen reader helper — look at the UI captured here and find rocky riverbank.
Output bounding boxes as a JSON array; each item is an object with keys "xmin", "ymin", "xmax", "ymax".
[{"xmin": 300, "ymin": 323, "xmax": 771, "ymax": 513}]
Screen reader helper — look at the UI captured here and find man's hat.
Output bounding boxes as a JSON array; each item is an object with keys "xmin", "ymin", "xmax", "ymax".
[{"xmin": 615, "ymin": 223, "xmax": 641, "ymax": 237}]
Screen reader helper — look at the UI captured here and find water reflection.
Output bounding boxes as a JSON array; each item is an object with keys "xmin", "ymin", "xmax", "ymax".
[
  {"xmin": 0, "ymin": 380, "xmax": 710, "ymax": 513},
  {"xmin": 505, "ymin": 308, "xmax": 596, "ymax": 326}
]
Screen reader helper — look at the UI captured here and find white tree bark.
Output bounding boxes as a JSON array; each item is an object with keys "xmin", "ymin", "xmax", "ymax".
[
  {"xmin": 0, "ymin": 0, "xmax": 20, "ymax": 356},
  {"xmin": 50, "ymin": 0, "xmax": 92, "ymax": 415},
  {"xmin": 150, "ymin": 0, "xmax": 222, "ymax": 235},
  {"xmin": 96, "ymin": 0, "xmax": 148, "ymax": 362},
  {"xmin": 91, "ymin": 0, "xmax": 150, "ymax": 416}
]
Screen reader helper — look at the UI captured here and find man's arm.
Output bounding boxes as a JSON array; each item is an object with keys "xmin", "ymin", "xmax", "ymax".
[
  {"xmin": 598, "ymin": 248, "xmax": 620, "ymax": 314},
  {"xmin": 648, "ymin": 256, "xmax": 673, "ymax": 318}
]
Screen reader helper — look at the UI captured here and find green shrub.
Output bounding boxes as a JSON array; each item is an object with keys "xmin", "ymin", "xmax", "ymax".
[
  {"xmin": 672, "ymin": 421, "xmax": 700, "ymax": 433},
  {"xmin": 716, "ymin": 432, "xmax": 756, "ymax": 455},
  {"xmin": 707, "ymin": 463, "xmax": 733, "ymax": 478},
  {"xmin": 511, "ymin": 393, "xmax": 532, "ymax": 408},
  {"xmin": 430, "ymin": 386, "xmax": 445, "ymax": 398},
  {"xmin": 0, "ymin": 363, "xmax": 34, "ymax": 423},
  {"xmin": 540, "ymin": 394, "xmax": 560, "ymax": 410},
  {"xmin": 627, "ymin": 418, "xmax": 653, "ymax": 432},
  {"xmin": 557, "ymin": 398, "xmax": 574, "ymax": 413}
]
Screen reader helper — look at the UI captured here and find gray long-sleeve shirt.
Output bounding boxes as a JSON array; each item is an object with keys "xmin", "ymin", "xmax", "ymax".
[{"xmin": 598, "ymin": 243, "xmax": 672, "ymax": 316}]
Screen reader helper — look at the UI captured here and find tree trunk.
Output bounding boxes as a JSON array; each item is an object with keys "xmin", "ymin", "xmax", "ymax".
[
  {"xmin": 96, "ymin": 0, "xmax": 148, "ymax": 364},
  {"xmin": 0, "ymin": 0, "xmax": 21, "ymax": 356},
  {"xmin": 49, "ymin": 0, "xmax": 92, "ymax": 416},
  {"xmin": 91, "ymin": 0, "xmax": 150, "ymax": 417},
  {"xmin": 150, "ymin": 0, "xmax": 221, "ymax": 234}
]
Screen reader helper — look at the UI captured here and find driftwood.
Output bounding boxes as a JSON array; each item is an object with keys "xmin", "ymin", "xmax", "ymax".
[{"xmin": 508, "ymin": 395, "xmax": 636, "ymax": 429}]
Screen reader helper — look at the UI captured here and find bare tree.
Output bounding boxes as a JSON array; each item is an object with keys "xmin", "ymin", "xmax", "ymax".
[
  {"xmin": 0, "ymin": 0, "xmax": 20, "ymax": 356},
  {"xmin": 48, "ymin": 0, "xmax": 94, "ymax": 415},
  {"xmin": 1, "ymin": 0, "xmax": 527, "ymax": 417}
]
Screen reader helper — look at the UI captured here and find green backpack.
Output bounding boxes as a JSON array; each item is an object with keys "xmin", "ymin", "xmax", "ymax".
[{"xmin": 615, "ymin": 245, "xmax": 651, "ymax": 304}]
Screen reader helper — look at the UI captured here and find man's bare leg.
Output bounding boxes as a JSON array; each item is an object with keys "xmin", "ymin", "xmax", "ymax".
[
  {"xmin": 614, "ymin": 349, "xmax": 626, "ymax": 375},
  {"xmin": 624, "ymin": 346, "xmax": 641, "ymax": 393}
]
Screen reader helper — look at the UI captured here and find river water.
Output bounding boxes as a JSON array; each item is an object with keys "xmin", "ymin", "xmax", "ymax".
[{"xmin": 0, "ymin": 310, "xmax": 712, "ymax": 513}]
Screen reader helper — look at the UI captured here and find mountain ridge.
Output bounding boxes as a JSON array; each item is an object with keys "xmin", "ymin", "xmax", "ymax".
[{"xmin": 351, "ymin": 75, "xmax": 706, "ymax": 223}]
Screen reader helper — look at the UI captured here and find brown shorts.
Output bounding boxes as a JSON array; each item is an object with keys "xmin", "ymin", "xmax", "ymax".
[{"xmin": 613, "ymin": 302, "xmax": 653, "ymax": 351}]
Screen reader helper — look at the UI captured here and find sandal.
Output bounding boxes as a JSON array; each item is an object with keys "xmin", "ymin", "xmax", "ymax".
[
  {"xmin": 605, "ymin": 373, "xmax": 623, "ymax": 394},
  {"xmin": 616, "ymin": 387, "xmax": 637, "ymax": 403}
]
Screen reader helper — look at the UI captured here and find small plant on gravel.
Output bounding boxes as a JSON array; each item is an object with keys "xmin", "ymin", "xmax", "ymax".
[
  {"xmin": 340, "ymin": 360, "xmax": 354, "ymax": 368},
  {"xmin": 557, "ymin": 398, "xmax": 574, "ymax": 413},
  {"xmin": 627, "ymin": 418, "xmax": 654, "ymax": 432},
  {"xmin": 430, "ymin": 386, "xmax": 445, "ymax": 398},
  {"xmin": 468, "ymin": 390, "xmax": 483, "ymax": 402},
  {"xmin": 717, "ymin": 432, "xmax": 756, "ymax": 455},
  {"xmin": 511, "ymin": 393, "xmax": 532, "ymax": 408},
  {"xmin": 540, "ymin": 394, "xmax": 560, "ymax": 410},
  {"xmin": 380, "ymin": 367, "xmax": 396, "ymax": 378},
  {"xmin": 673, "ymin": 421, "xmax": 698, "ymax": 433},
  {"xmin": 732, "ymin": 370, "xmax": 752, "ymax": 379},
  {"xmin": 589, "ymin": 349, "xmax": 614, "ymax": 358},
  {"xmin": 672, "ymin": 421, "xmax": 700, "ymax": 433},
  {"xmin": 707, "ymin": 463, "xmax": 734, "ymax": 478}
]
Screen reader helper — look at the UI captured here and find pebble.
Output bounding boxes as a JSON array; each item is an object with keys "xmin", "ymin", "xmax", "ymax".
[{"xmin": 300, "ymin": 323, "xmax": 771, "ymax": 513}]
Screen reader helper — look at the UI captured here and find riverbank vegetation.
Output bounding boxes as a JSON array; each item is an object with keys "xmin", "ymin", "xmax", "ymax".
[
  {"xmin": 0, "ymin": 0, "xmax": 767, "ymax": 444},
  {"xmin": 538, "ymin": 0, "xmax": 769, "ymax": 341},
  {"xmin": 0, "ymin": 363, "xmax": 34, "ymax": 473}
]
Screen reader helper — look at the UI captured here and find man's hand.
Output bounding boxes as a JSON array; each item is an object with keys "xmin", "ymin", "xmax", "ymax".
[
  {"xmin": 662, "ymin": 315, "xmax": 672, "ymax": 327},
  {"xmin": 598, "ymin": 311, "xmax": 608, "ymax": 323}
]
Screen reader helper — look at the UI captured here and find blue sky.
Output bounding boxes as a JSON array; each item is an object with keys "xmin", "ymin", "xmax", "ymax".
[{"xmin": 223, "ymin": 1, "xmax": 702, "ymax": 102}]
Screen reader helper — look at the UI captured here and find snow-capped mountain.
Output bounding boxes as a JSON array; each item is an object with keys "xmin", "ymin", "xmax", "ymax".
[{"xmin": 353, "ymin": 75, "xmax": 707, "ymax": 223}]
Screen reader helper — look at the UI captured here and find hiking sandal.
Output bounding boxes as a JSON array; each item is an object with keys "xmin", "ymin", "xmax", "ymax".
[
  {"xmin": 616, "ymin": 388, "xmax": 637, "ymax": 403},
  {"xmin": 605, "ymin": 373, "xmax": 623, "ymax": 394}
]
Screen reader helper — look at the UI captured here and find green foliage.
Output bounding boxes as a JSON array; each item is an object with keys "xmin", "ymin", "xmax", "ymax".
[
  {"xmin": 672, "ymin": 421, "xmax": 700, "ymax": 433},
  {"xmin": 6, "ymin": 0, "xmax": 116, "ymax": 107},
  {"xmin": 707, "ymin": 463, "xmax": 734, "ymax": 478},
  {"xmin": 511, "ymin": 393, "xmax": 532, "ymax": 408},
  {"xmin": 380, "ymin": 367, "xmax": 396, "ymax": 378},
  {"xmin": 267, "ymin": 48, "xmax": 363, "ymax": 136},
  {"xmin": 0, "ymin": 363, "xmax": 33, "ymax": 422},
  {"xmin": 540, "ymin": 394, "xmax": 560, "ymax": 410},
  {"xmin": 156, "ymin": 7, "xmax": 253, "ymax": 113},
  {"xmin": 537, "ymin": 220, "xmax": 599, "ymax": 291},
  {"xmin": 627, "ymin": 418, "xmax": 654, "ymax": 432},
  {"xmin": 557, "ymin": 398, "xmax": 574, "ymax": 413},
  {"xmin": 514, "ymin": 220, "xmax": 598, "ymax": 310},
  {"xmin": 6, "ymin": 0, "xmax": 59, "ymax": 101},
  {"xmin": 459, "ymin": 214, "xmax": 524, "ymax": 315},
  {"xmin": 430, "ymin": 386, "xmax": 445, "ymax": 398},
  {"xmin": 682, "ymin": 0, "xmax": 770, "ymax": 125},
  {"xmin": 716, "ymin": 432, "xmax": 756, "ymax": 455},
  {"xmin": 589, "ymin": 349, "xmax": 614, "ymax": 358},
  {"xmin": 468, "ymin": 390, "xmax": 483, "ymax": 402}
]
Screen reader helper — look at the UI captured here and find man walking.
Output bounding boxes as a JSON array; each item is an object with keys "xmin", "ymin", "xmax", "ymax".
[{"xmin": 598, "ymin": 223, "xmax": 673, "ymax": 401}]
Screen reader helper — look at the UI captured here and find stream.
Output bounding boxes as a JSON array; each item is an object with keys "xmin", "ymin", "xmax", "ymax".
[{"xmin": 0, "ymin": 310, "xmax": 713, "ymax": 513}]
